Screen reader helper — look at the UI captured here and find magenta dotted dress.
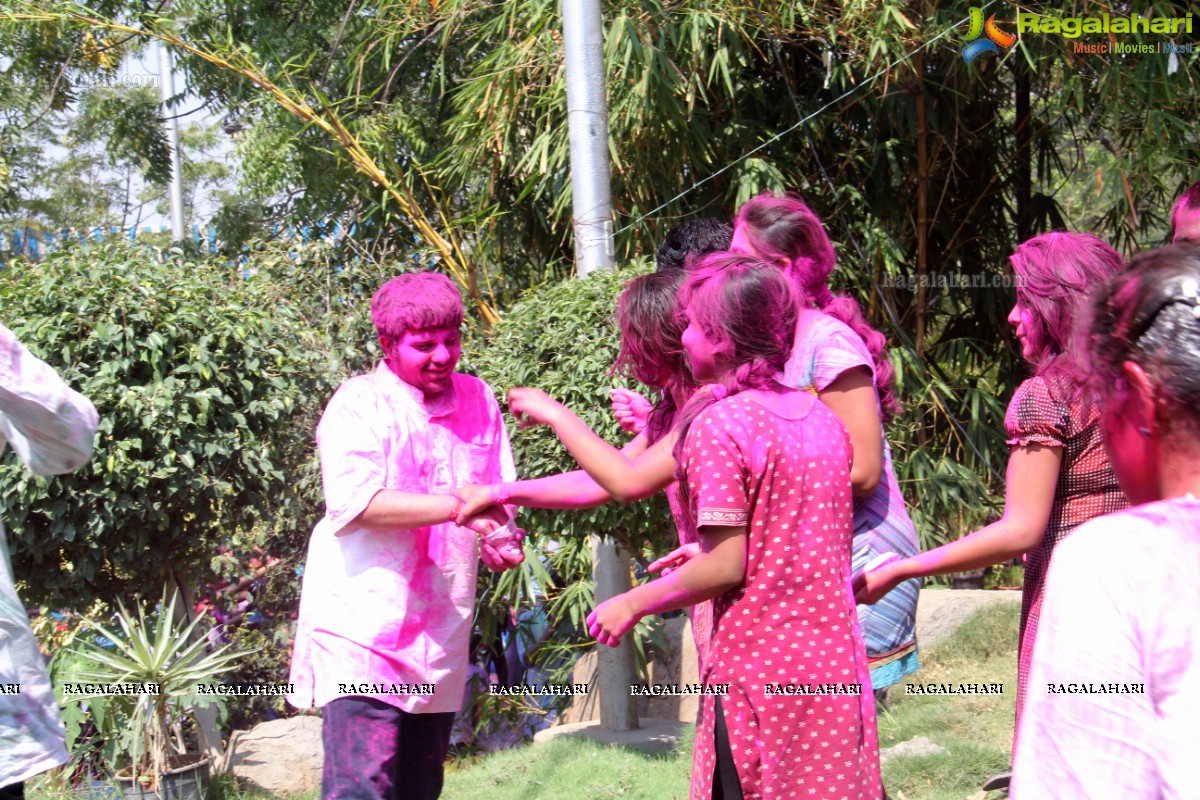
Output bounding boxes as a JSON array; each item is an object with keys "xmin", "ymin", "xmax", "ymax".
[{"xmin": 681, "ymin": 390, "xmax": 882, "ymax": 800}]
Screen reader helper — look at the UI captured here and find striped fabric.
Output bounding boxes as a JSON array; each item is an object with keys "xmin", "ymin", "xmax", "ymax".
[{"xmin": 781, "ymin": 309, "xmax": 921, "ymax": 688}]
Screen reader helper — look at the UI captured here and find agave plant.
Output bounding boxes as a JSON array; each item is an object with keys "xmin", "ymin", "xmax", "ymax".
[{"xmin": 61, "ymin": 586, "xmax": 248, "ymax": 789}]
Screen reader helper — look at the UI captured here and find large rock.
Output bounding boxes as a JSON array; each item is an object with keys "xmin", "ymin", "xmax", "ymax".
[
  {"xmin": 226, "ymin": 715, "xmax": 323, "ymax": 796},
  {"xmin": 915, "ymin": 588, "xmax": 1021, "ymax": 648}
]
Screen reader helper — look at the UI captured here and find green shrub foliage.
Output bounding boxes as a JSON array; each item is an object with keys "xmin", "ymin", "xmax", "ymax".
[
  {"xmin": 0, "ymin": 242, "xmax": 329, "ymax": 607},
  {"xmin": 470, "ymin": 262, "xmax": 676, "ymax": 702}
]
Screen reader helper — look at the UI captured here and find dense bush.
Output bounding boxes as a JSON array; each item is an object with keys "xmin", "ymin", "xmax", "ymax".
[
  {"xmin": 1, "ymin": 242, "xmax": 328, "ymax": 607},
  {"xmin": 472, "ymin": 261, "xmax": 675, "ymax": 700}
]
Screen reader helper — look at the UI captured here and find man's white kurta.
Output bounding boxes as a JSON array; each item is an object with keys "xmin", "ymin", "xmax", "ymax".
[{"xmin": 288, "ymin": 364, "xmax": 515, "ymax": 713}]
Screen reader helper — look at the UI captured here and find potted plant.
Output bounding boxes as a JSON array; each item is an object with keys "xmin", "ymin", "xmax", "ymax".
[
  {"xmin": 949, "ymin": 569, "xmax": 987, "ymax": 589},
  {"xmin": 59, "ymin": 587, "xmax": 247, "ymax": 800}
]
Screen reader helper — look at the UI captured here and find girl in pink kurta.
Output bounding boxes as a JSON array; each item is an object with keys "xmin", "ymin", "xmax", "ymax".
[
  {"xmin": 588, "ymin": 255, "xmax": 881, "ymax": 800},
  {"xmin": 681, "ymin": 391, "xmax": 879, "ymax": 800}
]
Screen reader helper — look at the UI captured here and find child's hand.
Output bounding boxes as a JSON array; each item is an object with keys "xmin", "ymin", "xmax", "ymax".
[
  {"xmin": 610, "ymin": 388, "xmax": 652, "ymax": 435},
  {"xmin": 853, "ymin": 554, "xmax": 904, "ymax": 605},
  {"xmin": 587, "ymin": 593, "xmax": 642, "ymax": 648},
  {"xmin": 466, "ymin": 505, "xmax": 525, "ymax": 571},
  {"xmin": 455, "ymin": 484, "xmax": 498, "ymax": 522},
  {"xmin": 508, "ymin": 387, "xmax": 566, "ymax": 430},
  {"xmin": 480, "ymin": 519, "xmax": 525, "ymax": 570},
  {"xmin": 647, "ymin": 543, "xmax": 701, "ymax": 576}
]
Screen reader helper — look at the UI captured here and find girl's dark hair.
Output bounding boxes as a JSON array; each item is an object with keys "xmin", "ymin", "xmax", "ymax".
[
  {"xmin": 1083, "ymin": 242, "xmax": 1200, "ymax": 441},
  {"xmin": 669, "ymin": 255, "xmax": 800, "ymax": 512},
  {"xmin": 613, "ymin": 269, "xmax": 697, "ymax": 444}
]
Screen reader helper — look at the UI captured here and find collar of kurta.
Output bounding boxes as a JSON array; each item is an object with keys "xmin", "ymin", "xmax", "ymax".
[{"xmin": 374, "ymin": 360, "xmax": 460, "ymax": 417}]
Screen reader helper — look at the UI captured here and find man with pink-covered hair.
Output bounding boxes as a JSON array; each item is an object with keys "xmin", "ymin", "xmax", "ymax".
[
  {"xmin": 1171, "ymin": 182, "xmax": 1200, "ymax": 243},
  {"xmin": 287, "ymin": 272, "xmax": 520, "ymax": 800}
]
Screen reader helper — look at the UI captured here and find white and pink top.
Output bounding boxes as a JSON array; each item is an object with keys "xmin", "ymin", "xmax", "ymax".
[
  {"xmin": 1, "ymin": 323, "xmax": 98, "ymax": 786},
  {"xmin": 287, "ymin": 364, "xmax": 515, "ymax": 714},
  {"xmin": 1013, "ymin": 496, "xmax": 1200, "ymax": 799}
]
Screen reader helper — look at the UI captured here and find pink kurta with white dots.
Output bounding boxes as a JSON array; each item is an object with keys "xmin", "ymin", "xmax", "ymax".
[{"xmin": 681, "ymin": 390, "xmax": 882, "ymax": 800}]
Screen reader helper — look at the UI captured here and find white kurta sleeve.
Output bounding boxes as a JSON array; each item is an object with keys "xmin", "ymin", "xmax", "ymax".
[{"xmin": 0, "ymin": 323, "xmax": 98, "ymax": 475}]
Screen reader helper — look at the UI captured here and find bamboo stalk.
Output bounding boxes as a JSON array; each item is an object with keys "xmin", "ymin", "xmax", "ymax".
[{"xmin": 7, "ymin": 4, "xmax": 499, "ymax": 326}]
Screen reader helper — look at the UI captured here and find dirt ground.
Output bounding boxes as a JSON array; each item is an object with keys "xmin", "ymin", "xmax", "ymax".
[{"xmin": 914, "ymin": 587, "xmax": 1022, "ymax": 648}]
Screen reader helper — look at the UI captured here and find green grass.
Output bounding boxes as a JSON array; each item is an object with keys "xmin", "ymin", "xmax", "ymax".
[
  {"xmin": 442, "ymin": 729, "xmax": 693, "ymax": 800},
  {"xmin": 30, "ymin": 604, "xmax": 1018, "ymax": 800},
  {"xmin": 879, "ymin": 602, "xmax": 1019, "ymax": 800},
  {"xmin": 438, "ymin": 603, "xmax": 1019, "ymax": 800}
]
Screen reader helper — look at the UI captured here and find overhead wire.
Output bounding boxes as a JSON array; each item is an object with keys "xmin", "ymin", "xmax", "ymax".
[
  {"xmin": 613, "ymin": 4, "xmax": 993, "ymax": 236},
  {"xmin": 669, "ymin": 0, "xmax": 1008, "ymax": 483}
]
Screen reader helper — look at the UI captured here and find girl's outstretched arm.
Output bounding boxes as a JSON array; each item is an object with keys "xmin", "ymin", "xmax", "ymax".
[
  {"xmin": 455, "ymin": 435, "xmax": 650, "ymax": 519},
  {"xmin": 856, "ymin": 443, "xmax": 1061, "ymax": 604},
  {"xmin": 508, "ymin": 387, "xmax": 678, "ymax": 503},
  {"xmin": 588, "ymin": 525, "xmax": 746, "ymax": 647}
]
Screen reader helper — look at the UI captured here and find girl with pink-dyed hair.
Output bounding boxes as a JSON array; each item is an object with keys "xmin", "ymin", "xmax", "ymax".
[
  {"xmin": 730, "ymin": 191, "xmax": 921, "ymax": 695},
  {"xmin": 858, "ymin": 231, "xmax": 1130, "ymax": 760},
  {"xmin": 1013, "ymin": 243, "xmax": 1200, "ymax": 798},
  {"xmin": 588, "ymin": 256, "xmax": 881, "ymax": 800},
  {"xmin": 454, "ymin": 269, "xmax": 722, "ymax": 665}
]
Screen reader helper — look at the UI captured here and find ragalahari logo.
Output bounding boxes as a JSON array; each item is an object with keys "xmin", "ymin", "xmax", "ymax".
[{"xmin": 961, "ymin": 7, "xmax": 1016, "ymax": 61}]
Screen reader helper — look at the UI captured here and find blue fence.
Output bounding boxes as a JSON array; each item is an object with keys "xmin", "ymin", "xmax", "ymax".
[{"xmin": 1, "ymin": 223, "xmax": 353, "ymax": 267}]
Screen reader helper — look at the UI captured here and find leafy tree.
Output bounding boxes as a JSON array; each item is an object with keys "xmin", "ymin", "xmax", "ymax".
[
  {"xmin": 1, "ymin": 83, "xmax": 238, "ymax": 234},
  {"xmin": 7, "ymin": 0, "xmax": 1199, "ymax": 586}
]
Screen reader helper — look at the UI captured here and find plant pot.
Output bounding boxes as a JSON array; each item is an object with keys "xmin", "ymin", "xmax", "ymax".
[
  {"xmin": 115, "ymin": 754, "xmax": 211, "ymax": 800},
  {"xmin": 950, "ymin": 569, "xmax": 986, "ymax": 590},
  {"xmin": 71, "ymin": 780, "xmax": 122, "ymax": 800}
]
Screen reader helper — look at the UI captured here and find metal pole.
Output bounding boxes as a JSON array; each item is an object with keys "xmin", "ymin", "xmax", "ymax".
[
  {"xmin": 563, "ymin": 0, "xmax": 615, "ymax": 278},
  {"xmin": 562, "ymin": 0, "xmax": 637, "ymax": 733},
  {"xmin": 158, "ymin": 42, "xmax": 186, "ymax": 241}
]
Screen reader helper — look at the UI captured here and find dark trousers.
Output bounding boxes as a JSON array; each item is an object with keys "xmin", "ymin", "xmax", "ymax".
[
  {"xmin": 322, "ymin": 696, "xmax": 456, "ymax": 800},
  {"xmin": 0, "ymin": 783, "xmax": 23, "ymax": 800},
  {"xmin": 712, "ymin": 696, "xmax": 744, "ymax": 800}
]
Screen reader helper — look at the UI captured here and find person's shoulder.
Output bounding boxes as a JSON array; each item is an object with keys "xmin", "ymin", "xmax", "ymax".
[
  {"xmin": 804, "ymin": 310, "xmax": 862, "ymax": 351},
  {"xmin": 1047, "ymin": 503, "xmax": 1200, "ymax": 627},
  {"xmin": 692, "ymin": 391, "xmax": 742, "ymax": 429},
  {"xmin": 700, "ymin": 389, "xmax": 793, "ymax": 432},
  {"xmin": 1005, "ymin": 374, "xmax": 1074, "ymax": 439},
  {"xmin": 806, "ymin": 312, "xmax": 873, "ymax": 374},
  {"xmin": 1011, "ymin": 374, "xmax": 1075, "ymax": 409},
  {"xmin": 1056, "ymin": 500, "xmax": 1197, "ymax": 573},
  {"xmin": 1074, "ymin": 499, "xmax": 1200, "ymax": 545},
  {"xmin": 451, "ymin": 373, "xmax": 503, "ymax": 407},
  {"xmin": 329, "ymin": 369, "xmax": 387, "ymax": 403}
]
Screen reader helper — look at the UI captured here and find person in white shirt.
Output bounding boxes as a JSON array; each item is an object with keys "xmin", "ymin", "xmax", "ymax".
[{"xmin": 1, "ymin": 323, "xmax": 99, "ymax": 798}]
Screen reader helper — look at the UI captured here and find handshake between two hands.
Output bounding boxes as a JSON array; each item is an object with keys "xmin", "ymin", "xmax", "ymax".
[{"xmin": 455, "ymin": 485, "xmax": 525, "ymax": 573}]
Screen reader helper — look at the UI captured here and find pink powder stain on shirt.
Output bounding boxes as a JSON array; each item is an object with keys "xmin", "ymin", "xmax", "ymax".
[{"xmin": 288, "ymin": 366, "xmax": 516, "ymax": 714}]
